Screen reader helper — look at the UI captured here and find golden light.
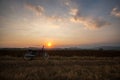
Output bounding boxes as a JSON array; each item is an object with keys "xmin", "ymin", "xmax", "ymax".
[{"xmin": 47, "ymin": 42, "xmax": 52, "ymax": 47}]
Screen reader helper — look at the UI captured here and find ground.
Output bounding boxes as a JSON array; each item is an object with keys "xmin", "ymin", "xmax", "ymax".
[{"xmin": 0, "ymin": 56, "xmax": 120, "ymax": 80}]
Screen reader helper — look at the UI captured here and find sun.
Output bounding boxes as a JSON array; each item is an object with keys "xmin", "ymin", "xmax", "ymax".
[{"xmin": 47, "ymin": 42, "xmax": 52, "ymax": 47}]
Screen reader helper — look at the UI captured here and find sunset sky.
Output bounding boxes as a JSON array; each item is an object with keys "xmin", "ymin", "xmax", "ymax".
[{"xmin": 0, "ymin": 0, "xmax": 120, "ymax": 48}]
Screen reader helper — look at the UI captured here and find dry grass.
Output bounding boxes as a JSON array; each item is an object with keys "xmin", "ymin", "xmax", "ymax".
[{"xmin": 0, "ymin": 56, "xmax": 120, "ymax": 80}]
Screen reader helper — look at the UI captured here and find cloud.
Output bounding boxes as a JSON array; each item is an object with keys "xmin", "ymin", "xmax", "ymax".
[
  {"xmin": 69, "ymin": 8, "xmax": 79, "ymax": 16},
  {"xmin": 70, "ymin": 17, "xmax": 109, "ymax": 30},
  {"xmin": 69, "ymin": 8, "xmax": 109, "ymax": 30},
  {"xmin": 47, "ymin": 15, "xmax": 62, "ymax": 22},
  {"xmin": 64, "ymin": 0, "xmax": 78, "ymax": 7},
  {"xmin": 64, "ymin": 0, "xmax": 71, "ymax": 6},
  {"xmin": 24, "ymin": 1, "xmax": 109, "ymax": 30},
  {"xmin": 65, "ymin": 1, "xmax": 70, "ymax": 6},
  {"xmin": 25, "ymin": 2, "xmax": 66, "ymax": 22},
  {"xmin": 64, "ymin": 0, "xmax": 110, "ymax": 30},
  {"xmin": 25, "ymin": 3, "xmax": 44, "ymax": 16},
  {"xmin": 111, "ymin": 7, "xmax": 120, "ymax": 18}
]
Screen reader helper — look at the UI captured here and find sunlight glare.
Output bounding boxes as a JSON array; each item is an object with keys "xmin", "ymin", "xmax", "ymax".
[{"xmin": 47, "ymin": 42, "xmax": 52, "ymax": 47}]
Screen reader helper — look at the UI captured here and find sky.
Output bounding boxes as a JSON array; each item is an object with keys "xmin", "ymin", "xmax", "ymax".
[{"xmin": 0, "ymin": 0, "xmax": 120, "ymax": 48}]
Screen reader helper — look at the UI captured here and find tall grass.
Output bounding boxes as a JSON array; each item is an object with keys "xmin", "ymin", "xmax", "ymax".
[{"xmin": 0, "ymin": 56, "xmax": 120, "ymax": 80}]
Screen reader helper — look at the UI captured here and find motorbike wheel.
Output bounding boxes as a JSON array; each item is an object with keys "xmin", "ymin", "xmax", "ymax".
[
  {"xmin": 43, "ymin": 53, "xmax": 49, "ymax": 60},
  {"xmin": 24, "ymin": 56, "xmax": 34, "ymax": 60}
]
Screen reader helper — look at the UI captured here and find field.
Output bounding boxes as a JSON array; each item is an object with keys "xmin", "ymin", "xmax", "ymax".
[{"xmin": 0, "ymin": 49, "xmax": 120, "ymax": 80}]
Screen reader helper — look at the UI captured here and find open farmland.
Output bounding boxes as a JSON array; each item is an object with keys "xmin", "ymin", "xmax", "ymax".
[{"xmin": 0, "ymin": 49, "xmax": 120, "ymax": 80}]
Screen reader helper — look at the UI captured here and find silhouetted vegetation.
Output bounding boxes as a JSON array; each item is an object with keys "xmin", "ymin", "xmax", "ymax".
[{"xmin": 0, "ymin": 48, "xmax": 120, "ymax": 57}]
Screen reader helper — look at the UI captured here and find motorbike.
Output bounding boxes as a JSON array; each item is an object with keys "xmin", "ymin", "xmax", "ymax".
[{"xmin": 24, "ymin": 46, "xmax": 49, "ymax": 60}]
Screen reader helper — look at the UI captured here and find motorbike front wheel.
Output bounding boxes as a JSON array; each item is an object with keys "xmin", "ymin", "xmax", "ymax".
[{"xmin": 24, "ymin": 54, "xmax": 35, "ymax": 60}]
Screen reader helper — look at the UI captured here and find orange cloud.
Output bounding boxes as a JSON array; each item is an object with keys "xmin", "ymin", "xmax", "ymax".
[
  {"xmin": 69, "ymin": 8, "xmax": 109, "ymax": 30},
  {"xmin": 25, "ymin": 3, "xmax": 44, "ymax": 16},
  {"xmin": 111, "ymin": 7, "xmax": 120, "ymax": 18},
  {"xmin": 70, "ymin": 17, "xmax": 110, "ymax": 30},
  {"xmin": 69, "ymin": 8, "xmax": 79, "ymax": 16},
  {"xmin": 47, "ymin": 15, "xmax": 63, "ymax": 22}
]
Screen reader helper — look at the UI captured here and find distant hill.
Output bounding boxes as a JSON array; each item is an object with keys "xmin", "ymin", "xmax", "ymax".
[
  {"xmin": 0, "ymin": 46, "xmax": 120, "ymax": 51},
  {"xmin": 62, "ymin": 46, "xmax": 120, "ymax": 50},
  {"xmin": 96, "ymin": 46, "xmax": 120, "ymax": 50}
]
